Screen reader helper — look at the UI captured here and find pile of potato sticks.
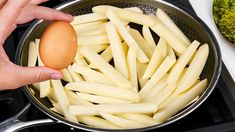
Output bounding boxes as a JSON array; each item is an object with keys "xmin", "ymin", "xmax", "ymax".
[{"xmin": 27, "ymin": 5, "xmax": 209, "ymax": 129}]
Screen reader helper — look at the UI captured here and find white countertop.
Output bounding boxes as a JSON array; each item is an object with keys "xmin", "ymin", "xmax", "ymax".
[{"xmin": 189, "ymin": 0, "xmax": 235, "ymax": 82}]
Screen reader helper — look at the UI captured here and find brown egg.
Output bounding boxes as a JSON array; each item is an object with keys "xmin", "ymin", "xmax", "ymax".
[{"xmin": 39, "ymin": 21, "xmax": 78, "ymax": 70}]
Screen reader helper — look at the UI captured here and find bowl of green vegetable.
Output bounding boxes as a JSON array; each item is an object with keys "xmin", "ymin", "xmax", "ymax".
[{"xmin": 213, "ymin": 0, "xmax": 235, "ymax": 46}]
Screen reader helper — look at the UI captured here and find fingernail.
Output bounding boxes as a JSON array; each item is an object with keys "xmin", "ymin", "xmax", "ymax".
[{"xmin": 51, "ymin": 73, "xmax": 63, "ymax": 80}]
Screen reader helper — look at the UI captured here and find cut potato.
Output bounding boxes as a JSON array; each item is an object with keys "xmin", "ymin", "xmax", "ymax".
[
  {"xmin": 156, "ymin": 8, "xmax": 190, "ymax": 45},
  {"xmin": 151, "ymin": 83, "xmax": 177, "ymax": 105},
  {"xmin": 106, "ymin": 10, "xmax": 149, "ymax": 63},
  {"xmin": 153, "ymin": 79, "xmax": 208, "ymax": 123},
  {"xmin": 28, "ymin": 41, "xmax": 38, "ymax": 67},
  {"xmin": 101, "ymin": 113, "xmax": 145, "ymax": 129},
  {"xmin": 80, "ymin": 46, "xmax": 133, "ymax": 89},
  {"xmin": 92, "ymin": 6, "xmax": 143, "ymax": 15},
  {"xmin": 65, "ymin": 90, "xmax": 92, "ymax": 105},
  {"xmin": 93, "ymin": 6, "xmax": 154, "ymax": 26},
  {"xmin": 106, "ymin": 22, "xmax": 129, "ymax": 78},
  {"xmin": 76, "ymin": 93, "xmax": 131, "ymax": 104},
  {"xmin": 65, "ymin": 82, "xmax": 139, "ymax": 101},
  {"xmin": 141, "ymin": 74, "xmax": 168, "ymax": 102},
  {"xmin": 77, "ymin": 115, "xmax": 120, "ymax": 129},
  {"xmin": 150, "ymin": 16, "xmax": 187, "ymax": 55},
  {"xmin": 137, "ymin": 62, "xmax": 149, "ymax": 88},
  {"xmin": 77, "ymin": 22, "xmax": 106, "ymax": 36},
  {"xmin": 167, "ymin": 40, "xmax": 200, "ymax": 85},
  {"xmin": 119, "ymin": 113, "xmax": 156, "ymax": 126},
  {"xmin": 72, "ymin": 64, "xmax": 114, "ymax": 85},
  {"xmin": 167, "ymin": 46, "xmax": 176, "ymax": 60},
  {"xmin": 142, "ymin": 38, "xmax": 167, "ymax": 79},
  {"xmin": 89, "ymin": 46, "xmax": 113, "ymax": 69},
  {"xmin": 78, "ymin": 34, "xmax": 109, "ymax": 45},
  {"xmin": 73, "ymin": 21, "xmax": 106, "ymax": 31},
  {"xmin": 122, "ymin": 41, "xmax": 129, "ymax": 56},
  {"xmin": 69, "ymin": 103, "xmax": 158, "ymax": 115},
  {"xmin": 61, "ymin": 68, "xmax": 73, "ymax": 82},
  {"xmin": 127, "ymin": 47, "xmax": 138, "ymax": 92},
  {"xmin": 39, "ymin": 80, "xmax": 51, "ymax": 98},
  {"xmin": 81, "ymin": 44, "xmax": 109, "ymax": 53},
  {"xmin": 176, "ymin": 44, "xmax": 209, "ymax": 93},
  {"xmin": 51, "ymin": 80, "xmax": 77, "ymax": 122},
  {"xmin": 139, "ymin": 56, "xmax": 176, "ymax": 98},
  {"xmin": 143, "ymin": 50, "xmax": 162, "ymax": 79},
  {"xmin": 129, "ymin": 28, "xmax": 154, "ymax": 59},
  {"xmin": 142, "ymin": 26, "xmax": 157, "ymax": 50},
  {"xmin": 156, "ymin": 38, "xmax": 168, "ymax": 58},
  {"xmin": 71, "ymin": 13, "xmax": 107, "ymax": 25}
]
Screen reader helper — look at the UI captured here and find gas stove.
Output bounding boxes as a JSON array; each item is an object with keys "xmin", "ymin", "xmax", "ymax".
[{"xmin": 1, "ymin": 0, "xmax": 235, "ymax": 132}]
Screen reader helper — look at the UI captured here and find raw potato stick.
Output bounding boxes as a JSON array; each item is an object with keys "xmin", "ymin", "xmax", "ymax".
[
  {"xmin": 78, "ymin": 34, "xmax": 109, "ymax": 45},
  {"xmin": 92, "ymin": 6, "xmax": 143, "ymax": 15},
  {"xmin": 167, "ymin": 46, "xmax": 176, "ymax": 60},
  {"xmin": 28, "ymin": 41, "xmax": 38, "ymax": 67},
  {"xmin": 167, "ymin": 40, "xmax": 200, "ymax": 84},
  {"xmin": 176, "ymin": 44, "xmax": 209, "ymax": 93},
  {"xmin": 142, "ymin": 26, "xmax": 157, "ymax": 50},
  {"xmin": 72, "ymin": 64, "xmax": 114, "ymax": 85},
  {"xmin": 77, "ymin": 22, "xmax": 106, "ymax": 36},
  {"xmin": 150, "ymin": 16, "xmax": 187, "ymax": 55},
  {"xmin": 77, "ymin": 115, "xmax": 120, "ymax": 129},
  {"xmin": 139, "ymin": 56, "xmax": 176, "ymax": 98},
  {"xmin": 101, "ymin": 113, "xmax": 145, "ymax": 129},
  {"xmin": 69, "ymin": 103, "xmax": 158, "ymax": 115},
  {"xmin": 51, "ymin": 80, "xmax": 77, "ymax": 122},
  {"xmin": 80, "ymin": 46, "xmax": 133, "ymax": 89},
  {"xmin": 106, "ymin": 10, "xmax": 149, "ymax": 63},
  {"xmin": 151, "ymin": 83, "xmax": 177, "ymax": 105},
  {"xmin": 65, "ymin": 82, "xmax": 139, "ymax": 101},
  {"xmin": 89, "ymin": 46, "xmax": 113, "ymax": 69},
  {"xmin": 129, "ymin": 28, "xmax": 154, "ymax": 59},
  {"xmin": 153, "ymin": 79, "xmax": 207, "ymax": 123},
  {"xmin": 156, "ymin": 8, "xmax": 190, "ymax": 44},
  {"xmin": 142, "ymin": 39, "xmax": 167, "ymax": 79},
  {"xmin": 127, "ymin": 47, "xmax": 138, "ymax": 92},
  {"xmin": 106, "ymin": 22, "xmax": 129, "ymax": 78},
  {"xmin": 119, "ymin": 113, "xmax": 156, "ymax": 126},
  {"xmin": 61, "ymin": 68, "xmax": 73, "ymax": 82},
  {"xmin": 76, "ymin": 93, "xmax": 131, "ymax": 104},
  {"xmin": 156, "ymin": 38, "xmax": 168, "ymax": 58},
  {"xmin": 137, "ymin": 62, "xmax": 149, "ymax": 88},
  {"xmin": 81, "ymin": 44, "xmax": 109, "ymax": 53},
  {"xmin": 39, "ymin": 80, "xmax": 51, "ymax": 98},
  {"xmin": 65, "ymin": 90, "xmax": 92, "ymax": 105},
  {"xmin": 93, "ymin": 6, "xmax": 154, "ymax": 26},
  {"xmin": 73, "ymin": 21, "xmax": 106, "ymax": 31},
  {"xmin": 141, "ymin": 74, "xmax": 168, "ymax": 102},
  {"xmin": 71, "ymin": 13, "xmax": 108, "ymax": 25}
]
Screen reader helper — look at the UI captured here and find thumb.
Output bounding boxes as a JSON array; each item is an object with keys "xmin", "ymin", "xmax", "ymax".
[{"xmin": 16, "ymin": 66, "xmax": 63, "ymax": 85}]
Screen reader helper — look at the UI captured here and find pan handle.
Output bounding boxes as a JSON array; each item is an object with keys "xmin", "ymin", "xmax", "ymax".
[{"xmin": 0, "ymin": 103, "xmax": 59, "ymax": 132}]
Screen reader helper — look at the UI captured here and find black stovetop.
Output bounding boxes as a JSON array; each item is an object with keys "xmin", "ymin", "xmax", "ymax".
[{"xmin": 1, "ymin": 0, "xmax": 235, "ymax": 132}]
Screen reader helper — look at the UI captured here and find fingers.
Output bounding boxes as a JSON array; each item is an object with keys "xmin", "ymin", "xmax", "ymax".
[
  {"xmin": 15, "ymin": 66, "xmax": 63, "ymax": 86},
  {"xmin": 30, "ymin": 0, "xmax": 48, "ymax": 5},
  {"xmin": 0, "ymin": 0, "xmax": 31, "ymax": 45},
  {"xmin": 16, "ymin": 5, "xmax": 74, "ymax": 24},
  {"xmin": 31, "ymin": 5, "xmax": 74, "ymax": 22}
]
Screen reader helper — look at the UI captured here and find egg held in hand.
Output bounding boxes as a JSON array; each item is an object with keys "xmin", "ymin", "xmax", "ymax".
[{"xmin": 39, "ymin": 21, "xmax": 78, "ymax": 70}]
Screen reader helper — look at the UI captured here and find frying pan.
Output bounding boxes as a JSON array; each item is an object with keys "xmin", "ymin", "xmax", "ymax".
[{"xmin": 1, "ymin": 0, "xmax": 222, "ymax": 131}]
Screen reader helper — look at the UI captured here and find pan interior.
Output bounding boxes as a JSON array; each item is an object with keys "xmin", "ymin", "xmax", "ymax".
[{"xmin": 18, "ymin": 0, "xmax": 219, "ymax": 131}]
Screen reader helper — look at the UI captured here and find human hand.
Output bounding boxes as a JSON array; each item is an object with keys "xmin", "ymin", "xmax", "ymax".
[{"xmin": 0, "ymin": 0, "xmax": 73, "ymax": 90}]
